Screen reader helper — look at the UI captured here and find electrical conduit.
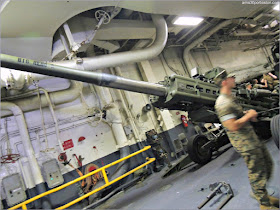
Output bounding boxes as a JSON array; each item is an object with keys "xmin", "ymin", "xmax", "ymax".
[{"xmin": 38, "ymin": 88, "xmax": 64, "ymax": 152}]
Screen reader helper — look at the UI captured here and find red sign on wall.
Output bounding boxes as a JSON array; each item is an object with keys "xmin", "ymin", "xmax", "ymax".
[{"xmin": 63, "ymin": 139, "xmax": 74, "ymax": 150}]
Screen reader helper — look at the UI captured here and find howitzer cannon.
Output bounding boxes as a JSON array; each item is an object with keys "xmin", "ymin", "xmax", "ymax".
[
  {"xmin": 150, "ymin": 67, "xmax": 279, "ymax": 122},
  {"xmin": 1, "ymin": 54, "xmax": 279, "ymax": 165},
  {"xmin": 150, "ymin": 67, "xmax": 279, "ymax": 163}
]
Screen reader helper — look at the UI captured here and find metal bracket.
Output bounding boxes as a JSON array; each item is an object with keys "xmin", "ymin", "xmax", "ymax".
[{"xmin": 198, "ymin": 181, "xmax": 234, "ymax": 209}]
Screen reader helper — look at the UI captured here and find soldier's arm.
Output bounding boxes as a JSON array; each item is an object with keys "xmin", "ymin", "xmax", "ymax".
[
  {"xmin": 263, "ymin": 79, "xmax": 268, "ymax": 88},
  {"xmin": 268, "ymin": 72, "xmax": 277, "ymax": 79},
  {"xmin": 222, "ymin": 110, "xmax": 258, "ymax": 132}
]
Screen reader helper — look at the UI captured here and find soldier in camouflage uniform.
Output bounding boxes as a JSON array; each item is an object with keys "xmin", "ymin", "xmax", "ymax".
[
  {"xmin": 252, "ymin": 79, "xmax": 267, "ymax": 89},
  {"xmin": 261, "ymin": 73, "xmax": 279, "ymax": 91},
  {"xmin": 214, "ymin": 70, "xmax": 279, "ymax": 210}
]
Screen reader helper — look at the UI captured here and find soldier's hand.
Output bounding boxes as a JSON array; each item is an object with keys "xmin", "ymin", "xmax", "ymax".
[
  {"xmin": 251, "ymin": 117, "xmax": 258, "ymax": 122},
  {"xmin": 247, "ymin": 109, "xmax": 258, "ymax": 119}
]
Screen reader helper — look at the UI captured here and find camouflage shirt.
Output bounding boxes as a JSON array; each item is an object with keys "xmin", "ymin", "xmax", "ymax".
[
  {"xmin": 262, "ymin": 74, "xmax": 274, "ymax": 90},
  {"xmin": 215, "ymin": 93, "xmax": 262, "ymax": 152},
  {"xmin": 252, "ymin": 84, "xmax": 263, "ymax": 89}
]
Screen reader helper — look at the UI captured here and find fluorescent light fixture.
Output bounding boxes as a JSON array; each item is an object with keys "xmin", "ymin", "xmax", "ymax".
[
  {"xmin": 173, "ymin": 17, "xmax": 204, "ymax": 26},
  {"xmin": 273, "ymin": 4, "xmax": 279, "ymax": 11}
]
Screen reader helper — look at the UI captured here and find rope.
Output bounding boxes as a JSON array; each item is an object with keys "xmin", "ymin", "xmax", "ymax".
[
  {"xmin": 83, "ymin": 164, "xmax": 102, "ymax": 193},
  {"xmin": 88, "ymin": 108, "xmax": 103, "ymax": 127},
  {"xmin": 67, "ymin": 162, "xmax": 86, "ymax": 188}
]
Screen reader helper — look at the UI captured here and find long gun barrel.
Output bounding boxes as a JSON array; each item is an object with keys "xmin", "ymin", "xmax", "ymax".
[{"xmin": 0, "ymin": 54, "xmax": 167, "ymax": 97}]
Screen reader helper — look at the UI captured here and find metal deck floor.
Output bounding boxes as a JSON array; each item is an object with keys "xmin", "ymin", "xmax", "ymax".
[{"xmin": 97, "ymin": 139, "xmax": 279, "ymax": 210}]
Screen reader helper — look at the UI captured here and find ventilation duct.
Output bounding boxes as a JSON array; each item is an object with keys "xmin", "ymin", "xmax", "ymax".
[{"xmin": 53, "ymin": 14, "xmax": 167, "ymax": 71}]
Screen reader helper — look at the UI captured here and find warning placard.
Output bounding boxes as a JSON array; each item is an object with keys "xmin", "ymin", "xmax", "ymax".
[{"xmin": 63, "ymin": 139, "xmax": 74, "ymax": 150}]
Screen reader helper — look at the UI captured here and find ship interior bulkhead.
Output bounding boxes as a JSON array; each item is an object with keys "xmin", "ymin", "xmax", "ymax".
[{"xmin": 0, "ymin": 1, "xmax": 279, "ymax": 209}]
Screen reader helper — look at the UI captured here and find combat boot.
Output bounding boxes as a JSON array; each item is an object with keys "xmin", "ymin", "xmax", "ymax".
[
  {"xmin": 260, "ymin": 204, "xmax": 279, "ymax": 210},
  {"xmin": 268, "ymin": 196, "xmax": 280, "ymax": 208}
]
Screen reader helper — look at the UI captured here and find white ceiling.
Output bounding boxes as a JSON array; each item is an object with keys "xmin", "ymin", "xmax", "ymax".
[
  {"xmin": 1, "ymin": 1, "xmax": 271, "ymax": 38},
  {"xmin": 0, "ymin": 1, "xmax": 275, "ymax": 60}
]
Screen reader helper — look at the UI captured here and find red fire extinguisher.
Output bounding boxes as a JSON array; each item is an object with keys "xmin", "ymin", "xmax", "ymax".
[{"xmin": 181, "ymin": 115, "xmax": 188, "ymax": 127}]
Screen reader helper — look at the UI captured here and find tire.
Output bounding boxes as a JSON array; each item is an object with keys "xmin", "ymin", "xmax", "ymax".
[
  {"xmin": 186, "ymin": 135, "xmax": 212, "ymax": 165},
  {"xmin": 252, "ymin": 121, "xmax": 272, "ymax": 140},
  {"xmin": 270, "ymin": 115, "xmax": 279, "ymax": 149}
]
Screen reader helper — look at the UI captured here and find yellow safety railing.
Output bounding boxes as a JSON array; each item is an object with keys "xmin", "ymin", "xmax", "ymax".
[{"xmin": 10, "ymin": 146, "xmax": 155, "ymax": 210}]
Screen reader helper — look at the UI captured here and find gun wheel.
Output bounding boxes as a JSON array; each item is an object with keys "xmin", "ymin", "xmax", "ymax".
[
  {"xmin": 187, "ymin": 135, "xmax": 212, "ymax": 165},
  {"xmin": 252, "ymin": 121, "xmax": 272, "ymax": 140},
  {"xmin": 271, "ymin": 114, "xmax": 279, "ymax": 149}
]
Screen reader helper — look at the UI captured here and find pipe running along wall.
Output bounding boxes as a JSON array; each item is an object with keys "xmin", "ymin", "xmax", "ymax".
[
  {"xmin": 106, "ymin": 105, "xmax": 130, "ymax": 180},
  {"xmin": 0, "ymin": 67, "xmax": 52, "ymax": 89},
  {"xmin": 88, "ymin": 90, "xmax": 130, "ymax": 198},
  {"xmin": 1, "ymin": 102, "xmax": 44, "ymax": 185},
  {"xmin": 183, "ymin": 19, "xmax": 244, "ymax": 72},
  {"xmin": 1, "ymin": 81, "xmax": 82, "ymax": 117},
  {"xmin": 0, "ymin": 102, "xmax": 52, "ymax": 209},
  {"xmin": 112, "ymin": 67, "xmax": 143, "ymax": 144},
  {"xmin": 88, "ymin": 79, "xmax": 130, "ymax": 171},
  {"xmin": 53, "ymin": 15, "xmax": 167, "ymax": 70}
]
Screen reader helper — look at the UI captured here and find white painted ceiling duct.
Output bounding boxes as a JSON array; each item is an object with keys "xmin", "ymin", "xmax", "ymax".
[
  {"xmin": 1, "ymin": 1, "xmax": 271, "ymax": 61},
  {"xmin": 53, "ymin": 14, "xmax": 167, "ymax": 71},
  {"xmin": 232, "ymin": 29, "xmax": 280, "ymax": 36}
]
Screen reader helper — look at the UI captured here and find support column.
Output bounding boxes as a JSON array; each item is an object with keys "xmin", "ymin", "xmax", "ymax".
[
  {"xmin": 138, "ymin": 60, "xmax": 178, "ymax": 155},
  {"xmin": 137, "ymin": 60, "xmax": 176, "ymax": 131}
]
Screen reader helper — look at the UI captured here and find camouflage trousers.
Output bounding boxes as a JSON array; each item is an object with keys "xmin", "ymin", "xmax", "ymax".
[{"xmin": 240, "ymin": 145, "xmax": 273, "ymax": 206}]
